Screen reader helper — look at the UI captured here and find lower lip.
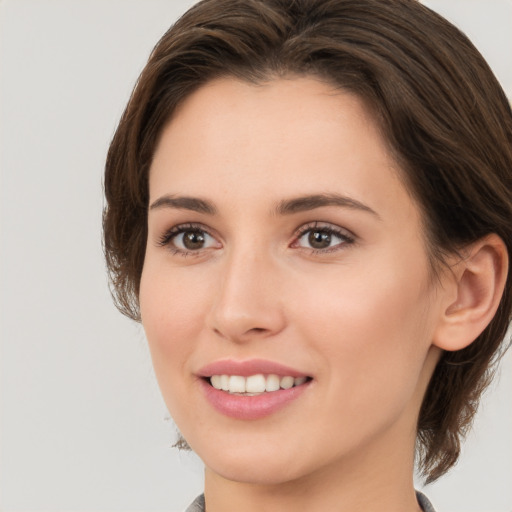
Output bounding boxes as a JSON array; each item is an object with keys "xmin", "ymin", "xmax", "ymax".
[{"xmin": 199, "ymin": 379, "xmax": 310, "ymax": 420}]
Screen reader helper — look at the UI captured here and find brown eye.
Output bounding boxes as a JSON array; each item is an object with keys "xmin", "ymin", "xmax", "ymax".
[
  {"xmin": 308, "ymin": 230, "xmax": 332, "ymax": 249},
  {"xmin": 181, "ymin": 230, "xmax": 206, "ymax": 250},
  {"xmin": 295, "ymin": 224, "xmax": 352, "ymax": 252},
  {"xmin": 169, "ymin": 228, "xmax": 218, "ymax": 252}
]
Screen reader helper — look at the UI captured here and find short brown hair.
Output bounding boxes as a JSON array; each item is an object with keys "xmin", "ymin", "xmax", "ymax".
[{"xmin": 103, "ymin": 0, "xmax": 512, "ymax": 482}]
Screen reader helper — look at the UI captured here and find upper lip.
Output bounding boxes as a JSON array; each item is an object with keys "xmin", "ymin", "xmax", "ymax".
[{"xmin": 197, "ymin": 359, "xmax": 310, "ymax": 378}]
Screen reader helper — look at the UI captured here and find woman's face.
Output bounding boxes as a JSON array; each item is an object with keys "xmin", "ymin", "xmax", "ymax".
[{"xmin": 140, "ymin": 77, "xmax": 445, "ymax": 485}]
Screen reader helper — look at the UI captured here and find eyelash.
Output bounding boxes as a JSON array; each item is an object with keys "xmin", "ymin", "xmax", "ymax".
[
  {"xmin": 157, "ymin": 221, "xmax": 355, "ymax": 257},
  {"xmin": 292, "ymin": 222, "xmax": 355, "ymax": 254},
  {"xmin": 157, "ymin": 223, "xmax": 218, "ymax": 257}
]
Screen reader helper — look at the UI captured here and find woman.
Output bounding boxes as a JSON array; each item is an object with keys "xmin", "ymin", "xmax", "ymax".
[{"xmin": 103, "ymin": 0, "xmax": 512, "ymax": 510}]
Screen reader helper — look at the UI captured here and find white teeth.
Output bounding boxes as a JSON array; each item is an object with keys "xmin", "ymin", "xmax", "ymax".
[
  {"xmin": 220, "ymin": 374, "xmax": 230, "ymax": 391},
  {"xmin": 209, "ymin": 373, "xmax": 309, "ymax": 394},
  {"xmin": 210, "ymin": 375, "xmax": 222, "ymax": 390},
  {"xmin": 280, "ymin": 376, "xmax": 294, "ymax": 389},
  {"xmin": 246, "ymin": 374, "xmax": 266, "ymax": 393},
  {"xmin": 265, "ymin": 374, "xmax": 280, "ymax": 392},
  {"xmin": 294, "ymin": 376, "xmax": 307, "ymax": 386},
  {"xmin": 229, "ymin": 375, "xmax": 246, "ymax": 393}
]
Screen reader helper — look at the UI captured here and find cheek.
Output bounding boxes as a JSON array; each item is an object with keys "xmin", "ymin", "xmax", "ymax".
[
  {"xmin": 140, "ymin": 255, "xmax": 215, "ymax": 332},
  {"xmin": 293, "ymin": 255, "xmax": 435, "ymax": 420},
  {"xmin": 139, "ymin": 264, "xmax": 211, "ymax": 396}
]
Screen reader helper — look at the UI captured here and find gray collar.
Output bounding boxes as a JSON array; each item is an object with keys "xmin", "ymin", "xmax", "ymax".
[{"xmin": 185, "ymin": 492, "xmax": 436, "ymax": 511}]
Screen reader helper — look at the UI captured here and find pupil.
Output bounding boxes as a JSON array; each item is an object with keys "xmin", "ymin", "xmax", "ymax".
[
  {"xmin": 183, "ymin": 230, "xmax": 205, "ymax": 250},
  {"xmin": 308, "ymin": 230, "xmax": 331, "ymax": 249}
]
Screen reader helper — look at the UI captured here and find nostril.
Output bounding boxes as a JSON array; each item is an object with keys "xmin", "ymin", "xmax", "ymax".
[{"xmin": 249, "ymin": 327, "xmax": 267, "ymax": 334}]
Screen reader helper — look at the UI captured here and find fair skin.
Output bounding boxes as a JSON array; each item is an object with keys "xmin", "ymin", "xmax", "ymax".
[{"xmin": 139, "ymin": 77, "xmax": 507, "ymax": 512}]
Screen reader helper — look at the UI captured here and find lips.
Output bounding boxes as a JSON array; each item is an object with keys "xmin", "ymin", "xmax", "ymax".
[
  {"xmin": 197, "ymin": 359, "xmax": 312, "ymax": 420},
  {"xmin": 198, "ymin": 359, "xmax": 310, "ymax": 378}
]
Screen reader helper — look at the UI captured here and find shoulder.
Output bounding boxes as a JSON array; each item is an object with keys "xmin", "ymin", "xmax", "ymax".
[
  {"xmin": 184, "ymin": 492, "xmax": 435, "ymax": 511},
  {"xmin": 184, "ymin": 494, "xmax": 205, "ymax": 512},
  {"xmin": 417, "ymin": 491, "xmax": 437, "ymax": 512}
]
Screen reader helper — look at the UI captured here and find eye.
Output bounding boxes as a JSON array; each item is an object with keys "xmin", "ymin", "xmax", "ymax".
[
  {"xmin": 174, "ymin": 229, "xmax": 214, "ymax": 250},
  {"xmin": 158, "ymin": 224, "xmax": 220, "ymax": 254},
  {"xmin": 293, "ymin": 223, "xmax": 354, "ymax": 252}
]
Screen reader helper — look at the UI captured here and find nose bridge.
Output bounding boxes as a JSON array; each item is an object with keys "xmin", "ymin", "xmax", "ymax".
[{"xmin": 208, "ymin": 242, "xmax": 285, "ymax": 341}]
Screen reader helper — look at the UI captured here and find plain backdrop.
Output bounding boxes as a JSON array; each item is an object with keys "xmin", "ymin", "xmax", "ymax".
[{"xmin": 0, "ymin": 1, "xmax": 511, "ymax": 511}]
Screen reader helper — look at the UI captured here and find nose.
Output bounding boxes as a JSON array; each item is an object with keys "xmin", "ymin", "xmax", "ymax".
[{"xmin": 206, "ymin": 248, "xmax": 287, "ymax": 343}]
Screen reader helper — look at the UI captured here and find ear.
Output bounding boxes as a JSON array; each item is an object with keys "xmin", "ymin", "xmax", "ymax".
[{"xmin": 433, "ymin": 234, "xmax": 508, "ymax": 352}]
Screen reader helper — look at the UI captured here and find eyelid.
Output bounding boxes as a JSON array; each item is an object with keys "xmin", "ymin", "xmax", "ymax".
[
  {"xmin": 155, "ymin": 220, "xmax": 355, "ymax": 256},
  {"xmin": 291, "ymin": 221, "xmax": 356, "ymax": 252},
  {"xmin": 294, "ymin": 221, "xmax": 355, "ymax": 239},
  {"xmin": 157, "ymin": 222, "xmax": 221, "ymax": 254}
]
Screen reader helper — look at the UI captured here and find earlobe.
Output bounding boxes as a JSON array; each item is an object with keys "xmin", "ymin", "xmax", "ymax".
[{"xmin": 433, "ymin": 234, "xmax": 508, "ymax": 352}]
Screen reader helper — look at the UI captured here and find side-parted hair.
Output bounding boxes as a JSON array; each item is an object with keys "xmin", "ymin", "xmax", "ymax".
[{"xmin": 103, "ymin": 0, "xmax": 512, "ymax": 482}]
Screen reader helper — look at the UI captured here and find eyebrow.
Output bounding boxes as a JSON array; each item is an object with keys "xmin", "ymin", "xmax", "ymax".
[
  {"xmin": 149, "ymin": 195, "xmax": 217, "ymax": 215},
  {"xmin": 149, "ymin": 192, "xmax": 380, "ymax": 219},
  {"xmin": 274, "ymin": 193, "xmax": 381, "ymax": 219}
]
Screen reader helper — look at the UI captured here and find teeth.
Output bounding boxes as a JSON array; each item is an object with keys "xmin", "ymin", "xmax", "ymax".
[
  {"xmin": 280, "ymin": 376, "xmax": 294, "ymax": 389},
  {"xmin": 209, "ymin": 374, "xmax": 309, "ymax": 394},
  {"xmin": 220, "ymin": 374, "xmax": 230, "ymax": 391},
  {"xmin": 294, "ymin": 376, "xmax": 307, "ymax": 386},
  {"xmin": 266, "ymin": 374, "xmax": 280, "ymax": 392},
  {"xmin": 210, "ymin": 375, "xmax": 222, "ymax": 389},
  {"xmin": 246, "ymin": 374, "xmax": 266, "ymax": 393},
  {"xmin": 229, "ymin": 375, "xmax": 246, "ymax": 393}
]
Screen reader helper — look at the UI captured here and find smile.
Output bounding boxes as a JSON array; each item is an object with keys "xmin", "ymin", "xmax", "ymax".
[
  {"xmin": 209, "ymin": 374, "xmax": 309, "ymax": 395},
  {"xmin": 198, "ymin": 359, "xmax": 313, "ymax": 419}
]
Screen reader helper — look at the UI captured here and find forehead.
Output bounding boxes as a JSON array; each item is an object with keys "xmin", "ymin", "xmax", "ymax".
[{"xmin": 149, "ymin": 76, "xmax": 418, "ymax": 225}]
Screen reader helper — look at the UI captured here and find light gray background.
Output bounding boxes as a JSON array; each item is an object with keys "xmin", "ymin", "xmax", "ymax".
[{"xmin": 0, "ymin": 1, "xmax": 511, "ymax": 511}]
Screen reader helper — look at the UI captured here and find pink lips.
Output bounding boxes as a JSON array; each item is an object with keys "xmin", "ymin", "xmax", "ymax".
[
  {"xmin": 197, "ymin": 359, "xmax": 312, "ymax": 420},
  {"xmin": 198, "ymin": 359, "xmax": 308, "ymax": 378}
]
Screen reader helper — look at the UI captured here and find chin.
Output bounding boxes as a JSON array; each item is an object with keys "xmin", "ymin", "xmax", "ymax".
[
  {"xmin": 209, "ymin": 457, "xmax": 311, "ymax": 486},
  {"xmin": 189, "ymin": 431, "xmax": 331, "ymax": 486}
]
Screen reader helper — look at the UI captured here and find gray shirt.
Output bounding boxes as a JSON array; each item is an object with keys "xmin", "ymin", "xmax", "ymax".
[{"xmin": 185, "ymin": 491, "xmax": 436, "ymax": 511}]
